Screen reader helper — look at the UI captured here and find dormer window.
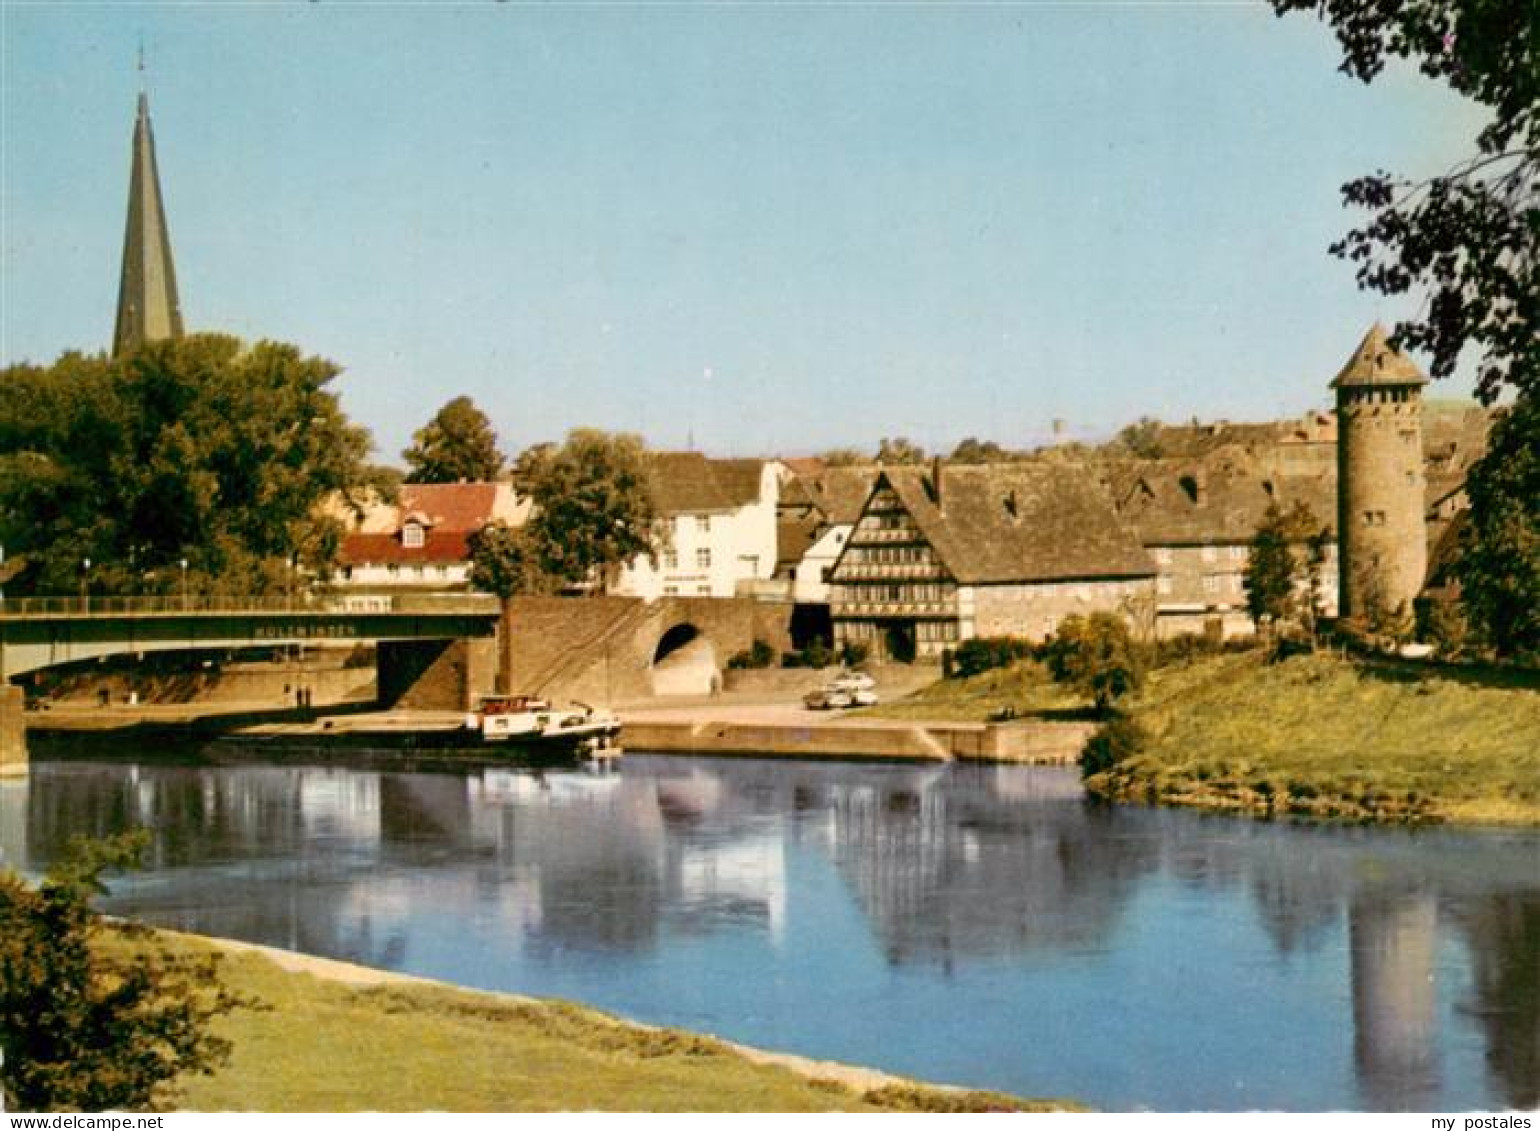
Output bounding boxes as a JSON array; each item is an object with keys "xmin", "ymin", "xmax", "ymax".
[{"xmin": 402, "ymin": 522, "xmax": 426, "ymax": 549}]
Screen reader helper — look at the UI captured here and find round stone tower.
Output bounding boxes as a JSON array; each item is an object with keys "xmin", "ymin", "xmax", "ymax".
[{"xmin": 1333, "ymin": 324, "xmax": 1428, "ymax": 622}]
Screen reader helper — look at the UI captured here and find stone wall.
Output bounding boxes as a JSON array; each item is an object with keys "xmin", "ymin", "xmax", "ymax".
[
  {"xmin": 1338, "ymin": 387, "xmax": 1427, "ymax": 619},
  {"xmin": 971, "ymin": 578, "xmax": 1156, "ymax": 642}
]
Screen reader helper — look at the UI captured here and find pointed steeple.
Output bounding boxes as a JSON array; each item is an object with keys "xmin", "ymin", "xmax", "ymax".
[
  {"xmin": 112, "ymin": 90, "xmax": 184, "ymax": 357},
  {"xmin": 1330, "ymin": 322, "xmax": 1427, "ymax": 389}
]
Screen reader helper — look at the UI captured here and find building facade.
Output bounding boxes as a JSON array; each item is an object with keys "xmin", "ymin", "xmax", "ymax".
[
  {"xmin": 610, "ymin": 455, "xmax": 780, "ymax": 600},
  {"xmin": 829, "ymin": 462, "xmax": 1156, "ymax": 660},
  {"xmin": 1104, "ymin": 449, "xmax": 1339, "ymax": 638}
]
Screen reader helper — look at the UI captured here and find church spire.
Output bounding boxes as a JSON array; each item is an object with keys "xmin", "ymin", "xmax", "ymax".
[{"xmin": 112, "ymin": 86, "xmax": 184, "ymax": 357}]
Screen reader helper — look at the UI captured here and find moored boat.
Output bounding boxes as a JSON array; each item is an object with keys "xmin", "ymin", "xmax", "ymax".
[{"xmin": 469, "ymin": 695, "xmax": 623, "ymax": 761}]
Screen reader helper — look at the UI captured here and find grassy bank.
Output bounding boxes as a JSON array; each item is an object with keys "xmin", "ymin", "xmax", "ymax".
[
  {"xmin": 148, "ymin": 932, "xmax": 1066, "ymax": 1112},
  {"xmin": 857, "ymin": 660, "xmax": 1085, "ymax": 722},
  {"xmin": 1087, "ymin": 650, "xmax": 1540, "ymax": 826}
]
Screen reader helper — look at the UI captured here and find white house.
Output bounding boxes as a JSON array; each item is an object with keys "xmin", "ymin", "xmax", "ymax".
[
  {"xmin": 611, "ymin": 454, "xmax": 780, "ymax": 600},
  {"xmin": 338, "ymin": 482, "xmax": 527, "ymax": 591}
]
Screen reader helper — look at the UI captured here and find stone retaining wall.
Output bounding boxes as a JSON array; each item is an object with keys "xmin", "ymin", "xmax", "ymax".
[{"xmin": 623, "ymin": 718, "xmax": 1092, "ymax": 764}]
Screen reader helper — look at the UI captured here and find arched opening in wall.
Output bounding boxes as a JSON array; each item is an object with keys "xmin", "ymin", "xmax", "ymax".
[{"xmin": 651, "ymin": 623, "xmax": 719, "ymax": 696}]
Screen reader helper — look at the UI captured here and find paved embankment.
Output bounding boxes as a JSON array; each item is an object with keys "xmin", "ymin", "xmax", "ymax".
[
  {"xmin": 27, "ymin": 696, "xmax": 1093, "ymax": 765},
  {"xmin": 619, "ymin": 702, "xmax": 1092, "ymax": 763}
]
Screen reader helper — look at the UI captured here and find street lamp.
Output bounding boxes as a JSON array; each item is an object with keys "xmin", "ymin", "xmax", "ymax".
[
  {"xmin": 180, "ymin": 558, "xmax": 189, "ymax": 610},
  {"xmin": 80, "ymin": 558, "xmax": 91, "ymax": 607}
]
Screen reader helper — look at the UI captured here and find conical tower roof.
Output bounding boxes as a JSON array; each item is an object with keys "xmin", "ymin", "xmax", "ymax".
[
  {"xmin": 112, "ymin": 92, "xmax": 184, "ymax": 357},
  {"xmin": 1330, "ymin": 323, "xmax": 1427, "ymax": 389}
]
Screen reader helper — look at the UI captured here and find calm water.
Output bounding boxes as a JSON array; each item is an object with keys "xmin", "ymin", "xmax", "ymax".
[{"xmin": 2, "ymin": 747, "xmax": 1536, "ymax": 1112}]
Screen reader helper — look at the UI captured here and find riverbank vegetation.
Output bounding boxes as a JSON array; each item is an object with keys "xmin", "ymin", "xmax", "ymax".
[
  {"xmin": 865, "ymin": 634, "xmax": 1539, "ymax": 826},
  {"xmin": 2, "ymin": 846, "xmax": 1066, "ymax": 1113},
  {"xmin": 166, "ymin": 936, "xmax": 1059, "ymax": 1112},
  {"xmin": 1084, "ymin": 650, "xmax": 1540, "ymax": 826}
]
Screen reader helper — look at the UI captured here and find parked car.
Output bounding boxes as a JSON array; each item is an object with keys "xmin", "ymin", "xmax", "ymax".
[
  {"xmin": 803, "ymin": 685, "xmax": 854, "ymax": 710},
  {"xmin": 803, "ymin": 681, "xmax": 879, "ymax": 710},
  {"xmin": 829, "ymin": 671, "xmax": 876, "ymax": 694}
]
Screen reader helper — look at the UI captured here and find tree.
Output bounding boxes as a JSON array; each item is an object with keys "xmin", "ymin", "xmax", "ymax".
[
  {"xmin": 402, "ymin": 396, "xmax": 505, "ymax": 484},
  {"xmin": 0, "ymin": 335, "xmax": 382, "ymax": 596},
  {"xmin": 467, "ymin": 520, "xmax": 557, "ymax": 598},
  {"xmin": 1456, "ymin": 395, "xmax": 1540, "ymax": 660},
  {"xmin": 504, "ymin": 430, "xmax": 659, "ymax": 592},
  {"xmin": 1270, "ymin": 0, "xmax": 1538, "ymax": 657},
  {"xmin": 818, "ymin": 448, "xmax": 868, "ymax": 468},
  {"xmin": 950, "ymin": 436, "xmax": 1010, "ymax": 464},
  {"xmin": 1113, "ymin": 416, "xmax": 1166, "ymax": 459},
  {"xmin": 875, "ymin": 436, "xmax": 926, "ymax": 465},
  {"xmin": 1044, "ymin": 613, "xmax": 1144, "ymax": 709},
  {"xmin": 1242, "ymin": 501, "xmax": 1327, "ymax": 630},
  {"xmin": 0, "ymin": 832, "xmax": 245, "ymax": 1111}
]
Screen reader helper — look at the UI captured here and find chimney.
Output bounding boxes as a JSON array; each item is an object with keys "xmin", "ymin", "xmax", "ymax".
[{"xmin": 931, "ymin": 457, "xmax": 944, "ymax": 511}]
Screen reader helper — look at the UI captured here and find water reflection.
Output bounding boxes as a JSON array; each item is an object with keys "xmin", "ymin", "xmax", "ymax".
[{"xmin": 7, "ymin": 753, "xmax": 1538, "ymax": 1111}]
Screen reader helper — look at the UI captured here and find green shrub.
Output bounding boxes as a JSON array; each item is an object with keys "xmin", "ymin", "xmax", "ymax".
[
  {"xmin": 839, "ymin": 640, "xmax": 871, "ymax": 669},
  {"xmin": 1044, "ymin": 613, "xmax": 1144, "ymax": 707},
  {"xmin": 1079, "ymin": 713, "xmax": 1149, "ymax": 778},
  {"xmin": 952, "ymin": 636, "xmax": 1034, "ymax": 678},
  {"xmin": 0, "ymin": 833, "xmax": 249, "ymax": 1111},
  {"xmin": 726, "ymin": 639, "xmax": 776, "ymax": 669},
  {"xmin": 782, "ymin": 638, "xmax": 835, "ymax": 669}
]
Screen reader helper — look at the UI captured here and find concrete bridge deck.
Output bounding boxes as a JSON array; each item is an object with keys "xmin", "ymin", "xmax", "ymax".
[{"xmin": 0, "ymin": 593, "xmax": 502, "ymax": 680}]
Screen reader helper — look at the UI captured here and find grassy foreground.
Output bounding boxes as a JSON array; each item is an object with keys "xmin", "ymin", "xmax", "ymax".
[
  {"xmin": 858, "ymin": 660, "xmax": 1085, "ymax": 722},
  {"xmin": 1087, "ymin": 650, "xmax": 1540, "ymax": 826},
  {"xmin": 151, "ymin": 933, "xmax": 1066, "ymax": 1112}
]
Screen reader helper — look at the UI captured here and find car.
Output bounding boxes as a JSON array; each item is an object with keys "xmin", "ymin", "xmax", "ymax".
[
  {"xmin": 829, "ymin": 671, "xmax": 876, "ymax": 693},
  {"xmin": 803, "ymin": 686, "xmax": 854, "ymax": 710}
]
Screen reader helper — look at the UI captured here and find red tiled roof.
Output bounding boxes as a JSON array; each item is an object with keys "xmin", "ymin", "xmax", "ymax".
[
  {"xmin": 396, "ymin": 483, "xmax": 502, "ymax": 532},
  {"xmin": 340, "ymin": 530, "xmax": 473, "ymax": 566}
]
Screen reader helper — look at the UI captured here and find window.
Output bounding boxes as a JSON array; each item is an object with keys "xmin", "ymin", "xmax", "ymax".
[
  {"xmin": 696, "ymin": 585, "xmax": 711, "ymax": 595},
  {"xmin": 1229, "ymin": 546, "xmax": 1246, "ymax": 561},
  {"xmin": 1200, "ymin": 545, "xmax": 1216, "ymax": 563},
  {"xmin": 1157, "ymin": 576, "xmax": 1173, "ymax": 595},
  {"xmin": 664, "ymin": 551, "xmax": 678, "ymax": 570},
  {"xmin": 1155, "ymin": 547, "xmax": 1172, "ymax": 564},
  {"xmin": 696, "ymin": 548, "xmax": 712, "ymax": 569},
  {"xmin": 663, "ymin": 585, "xmax": 679, "ymax": 596},
  {"xmin": 402, "ymin": 523, "xmax": 425, "ymax": 549},
  {"xmin": 1202, "ymin": 575, "xmax": 1219, "ymax": 594},
  {"xmin": 697, "ymin": 514, "xmax": 712, "ymax": 533}
]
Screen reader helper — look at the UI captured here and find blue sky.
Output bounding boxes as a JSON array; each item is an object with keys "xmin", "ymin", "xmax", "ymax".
[{"xmin": 1, "ymin": 2, "xmax": 1487, "ymax": 463}]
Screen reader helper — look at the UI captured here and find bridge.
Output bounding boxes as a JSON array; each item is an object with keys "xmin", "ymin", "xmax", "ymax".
[
  {"xmin": 0, "ymin": 593, "xmax": 503, "ymax": 680},
  {"xmin": 0, "ymin": 594, "xmax": 504, "ymax": 775},
  {"xmin": 0, "ymin": 592, "xmax": 778, "ymax": 775}
]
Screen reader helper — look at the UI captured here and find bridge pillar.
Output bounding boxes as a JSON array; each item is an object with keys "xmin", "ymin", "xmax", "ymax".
[
  {"xmin": 377, "ymin": 639, "xmax": 496, "ymax": 711},
  {"xmin": 0, "ymin": 685, "xmax": 26, "ymax": 777}
]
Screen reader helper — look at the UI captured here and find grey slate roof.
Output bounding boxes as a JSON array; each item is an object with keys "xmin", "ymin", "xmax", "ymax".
[
  {"xmin": 877, "ymin": 463, "xmax": 1156, "ymax": 583},
  {"xmin": 793, "ymin": 467, "xmax": 879, "ymax": 525},
  {"xmin": 648, "ymin": 453, "xmax": 767, "ymax": 514},
  {"xmin": 1106, "ymin": 448, "xmax": 1337, "ymax": 544}
]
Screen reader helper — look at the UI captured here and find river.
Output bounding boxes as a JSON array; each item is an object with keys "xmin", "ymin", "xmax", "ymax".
[{"xmin": 2, "ymin": 745, "xmax": 1536, "ymax": 1111}]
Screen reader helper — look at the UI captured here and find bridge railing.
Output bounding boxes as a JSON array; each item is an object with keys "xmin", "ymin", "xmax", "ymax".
[{"xmin": 0, "ymin": 592, "xmax": 503, "ymax": 618}]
